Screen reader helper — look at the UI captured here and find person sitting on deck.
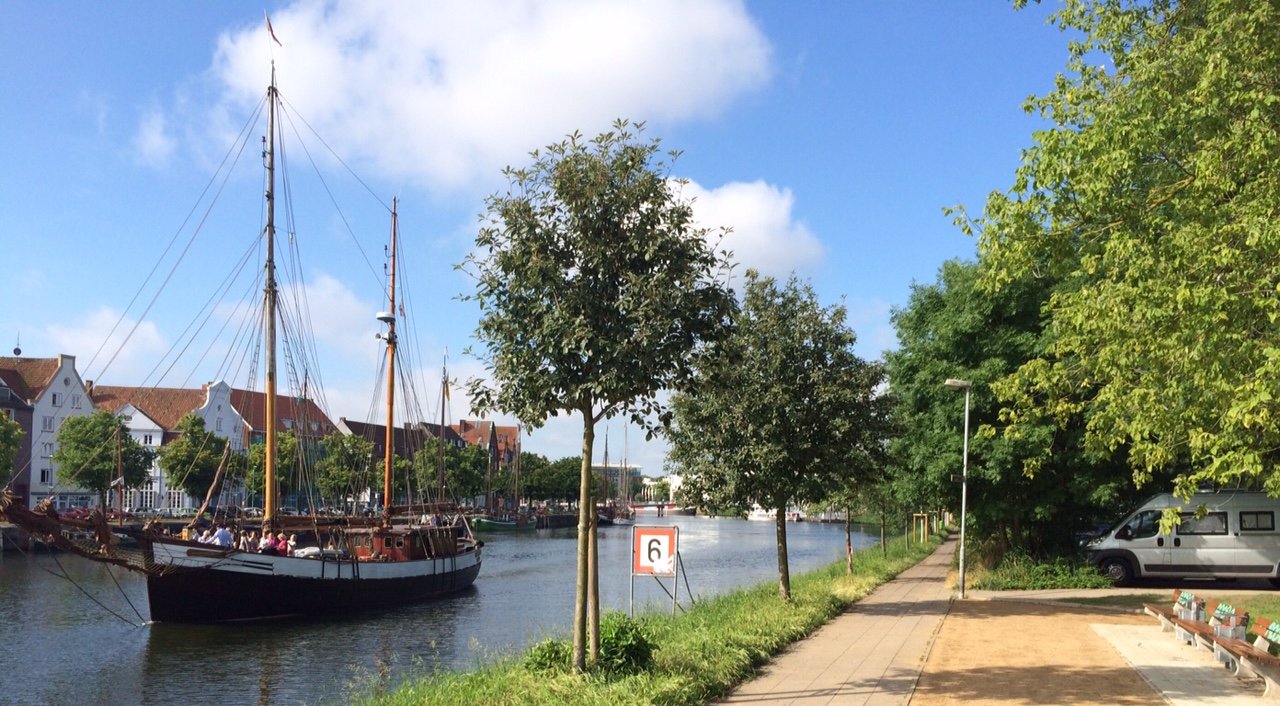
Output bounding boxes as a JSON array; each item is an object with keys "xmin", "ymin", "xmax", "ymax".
[
  {"xmin": 287, "ymin": 533, "xmax": 297, "ymax": 555},
  {"xmin": 260, "ymin": 533, "xmax": 277, "ymax": 554},
  {"xmin": 209, "ymin": 523, "xmax": 234, "ymax": 547},
  {"xmin": 239, "ymin": 530, "xmax": 257, "ymax": 553},
  {"xmin": 275, "ymin": 533, "xmax": 290, "ymax": 556}
]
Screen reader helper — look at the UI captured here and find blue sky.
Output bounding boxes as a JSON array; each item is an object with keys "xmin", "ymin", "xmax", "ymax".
[{"xmin": 1, "ymin": 1, "xmax": 1070, "ymax": 478}]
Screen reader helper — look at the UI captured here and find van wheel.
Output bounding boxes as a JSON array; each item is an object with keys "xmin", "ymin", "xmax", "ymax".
[{"xmin": 1100, "ymin": 557, "xmax": 1132, "ymax": 586}]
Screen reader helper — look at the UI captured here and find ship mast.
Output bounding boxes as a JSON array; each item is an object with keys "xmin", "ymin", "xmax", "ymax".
[
  {"xmin": 263, "ymin": 66, "xmax": 280, "ymax": 527},
  {"xmin": 380, "ymin": 199, "xmax": 399, "ymax": 521}
]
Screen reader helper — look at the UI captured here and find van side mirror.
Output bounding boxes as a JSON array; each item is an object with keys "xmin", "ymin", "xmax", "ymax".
[{"xmin": 1116, "ymin": 527, "xmax": 1132, "ymax": 540}]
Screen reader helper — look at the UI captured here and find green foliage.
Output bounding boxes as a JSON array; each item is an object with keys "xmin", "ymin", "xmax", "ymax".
[
  {"xmin": 52, "ymin": 410, "xmax": 153, "ymax": 507},
  {"xmin": 970, "ymin": 551, "xmax": 1113, "ymax": 591},
  {"xmin": 970, "ymin": 0, "xmax": 1280, "ymax": 496},
  {"xmin": 886, "ymin": 259, "xmax": 1143, "ymax": 554},
  {"xmin": 668, "ymin": 270, "xmax": 882, "ymax": 598},
  {"xmin": 596, "ymin": 612, "xmax": 653, "ymax": 673},
  {"xmin": 0, "ymin": 412, "xmax": 22, "ymax": 477},
  {"xmin": 156, "ymin": 414, "xmax": 228, "ymax": 502},
  {"xmin": 523, "ymin": 638, "xmax": 572, "ymax": 673},
  {"xmin": 243, "ymin": 429, "xmax": 300, "ymax": 499},
  {"xmin": 315, "ymin": 431, "xmax": 376, "ymax": 503},
  {"xmin": 523, "ymin": 454, "xmax": 581, "ymax": 502}
]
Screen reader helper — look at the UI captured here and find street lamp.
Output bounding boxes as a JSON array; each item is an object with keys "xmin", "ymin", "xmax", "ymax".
[{"xmin": 943, "ymin": 378, "xmax": 971, "ymax": 599}]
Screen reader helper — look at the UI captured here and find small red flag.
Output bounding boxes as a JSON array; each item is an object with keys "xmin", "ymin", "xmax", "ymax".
[{"xmin": 265, "ymin": 12, "xmax": 283, "ymax": 47}]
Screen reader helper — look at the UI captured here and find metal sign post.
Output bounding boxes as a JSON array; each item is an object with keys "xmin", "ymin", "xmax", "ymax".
[{"xmin": 630, "ymin": 525, "xmax": 679, "ymax": 616}]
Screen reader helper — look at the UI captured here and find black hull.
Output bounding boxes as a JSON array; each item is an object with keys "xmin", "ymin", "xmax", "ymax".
[{"xmin": 146, "ymin": 558, "xmax": 481, "ymax": 623}]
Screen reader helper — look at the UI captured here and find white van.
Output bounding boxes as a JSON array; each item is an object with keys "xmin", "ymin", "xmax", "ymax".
[{"xmin": 1085, "ymin": 490, "xmax": 1280, "ymax": 586}]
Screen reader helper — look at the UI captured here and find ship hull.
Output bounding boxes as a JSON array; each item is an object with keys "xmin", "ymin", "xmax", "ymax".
[{"xmin": 144, "ymin": 539, "xmax": 481, "ymax": 623}]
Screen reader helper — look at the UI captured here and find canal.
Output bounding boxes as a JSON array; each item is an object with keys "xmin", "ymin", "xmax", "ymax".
[{"xmin": 0, "ymin": 516, "xmax": 880, "ymax": 706}]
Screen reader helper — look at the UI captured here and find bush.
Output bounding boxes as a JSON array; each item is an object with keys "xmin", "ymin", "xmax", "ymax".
[
  {"xmin": 971, "ymin": 551, "xmax": 1112, "ymax": 590},
  {"xmin": 523, "ymin": 638, "xmax": 571, "ymax": 672},
  {"xmin": 598, "ymin": 611, "xmax": 654, "ymax": 673}
]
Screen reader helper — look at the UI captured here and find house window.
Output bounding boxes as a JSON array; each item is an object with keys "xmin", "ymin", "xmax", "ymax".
[
  {"xmin": 40, "ymin": 468, "xmax": 52, "ymax": 484},
  {"xmin": 51, "ymin": 393, "xmax": 61, "ymax": 407},
  {"xmin": 216, "ymin": 418, "xmax": 223, "ymax": 432},
  {"xmin": 283, "ymin": 418, "xmax": 293, "ymax": 429},
  {"xmin": 1177, "ymin": 512, "xmax": 1229, "ymax": 536},
  {"xmin": 71, "ymin": 394, "xmax": 82, "ymax": 409},
  {"xmin": 41, "ymin": 442, "xmax": 53, "ymax": 458},
  {"xmin": 42, "ymin": 416, "xmax": 54, "ymax": 432},
  {"xmin": 1241, "ymin": 511, "xmax": 1276, "ymax": 532},
  {"xmin": 143, "ymin": 434, "xmax": 154, "ymax": 446}
]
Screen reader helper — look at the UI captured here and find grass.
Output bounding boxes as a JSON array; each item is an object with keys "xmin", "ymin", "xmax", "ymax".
[
  {"xmin": 968, "ymin": 550, "xmax": 1113, "ymax": 591},
  {"xmin": 348, "ymin": 534, "xmax": 941, "ymax": 706}
]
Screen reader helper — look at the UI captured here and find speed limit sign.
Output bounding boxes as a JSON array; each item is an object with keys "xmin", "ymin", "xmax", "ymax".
[{"xmin": 632, "ymin": 526, "xmax": 678, "ymax": 576}]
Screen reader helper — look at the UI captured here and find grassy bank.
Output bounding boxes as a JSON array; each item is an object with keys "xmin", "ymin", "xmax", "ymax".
[{"xmin": 352, "ymin": 534, "xmax": 942, "ymax": 706}]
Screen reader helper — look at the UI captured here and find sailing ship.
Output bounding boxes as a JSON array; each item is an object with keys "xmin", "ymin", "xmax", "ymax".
[{"xmin": 0, "ymin": 63, "xmax": 481, "ymax": 622}]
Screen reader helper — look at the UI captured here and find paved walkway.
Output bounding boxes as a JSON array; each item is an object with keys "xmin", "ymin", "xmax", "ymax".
[
  {"xmin": 720, "ymin": 536, "xmax": 1273, "ymax": 705},
  {"xmin": 719, "ymin": 537, "xmax": 956, "ymax": 705}
]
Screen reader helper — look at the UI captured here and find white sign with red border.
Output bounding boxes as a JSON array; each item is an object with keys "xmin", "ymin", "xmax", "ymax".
[{"xmin": 632, "ymin": 526, "xmax": 678, "ymax": 577}]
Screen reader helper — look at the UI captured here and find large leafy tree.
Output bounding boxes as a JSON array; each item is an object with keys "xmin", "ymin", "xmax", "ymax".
[
  {"xmin": 523, "ymin": 454, "xmax": 583, "ymax": 503},
  {"xmin": 462, "ymin": 120, "xmax": 736, "ymax": 671},
  {"xmin": 887, "ymin": 260, "xmax": 1141, "ymax": 558},
  {"xmin": 315, "ymin": 432, "xmax": 376, "ymax": 505},
  {"xmin": 242, "ymin": 430, "xmax": 300, "ymax": 503},
  {"xmin": 0, "ymin": 413, "xmax": 21, "ymax": 482},
  {"xmin": 970, "ymin": 1, "xmax": 1280, "ymax": 498},
  {"xmin": 668, "ymin": 271, "xmax": 881, "ymax": 600},
  {"xmin": 156, "ymin": 414, "xmax": 228, "ymax": 502},
  {"xmin": 52, "ymin": 411, "xmax": 152, "ymax": 509}
]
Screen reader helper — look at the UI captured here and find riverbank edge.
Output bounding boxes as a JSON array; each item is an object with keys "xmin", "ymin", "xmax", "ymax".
[{"xmin": 351, "ymin": 533, "xmax": 945, "ymax": 706}]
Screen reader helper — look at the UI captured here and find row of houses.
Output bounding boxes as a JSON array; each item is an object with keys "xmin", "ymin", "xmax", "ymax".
[{"xmin": 0, "ymin": 353, "xmax": 519, "ymax": 512}]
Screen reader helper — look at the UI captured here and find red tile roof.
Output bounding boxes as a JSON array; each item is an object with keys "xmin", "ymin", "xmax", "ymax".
[
  {"xmin": 0, "ymin": 356, "xmax": 61, "ymax": 402},
  {"xmin": 90, "ymin": 385, "xmax": 207, "ymax": 430},
  {"xmin": 231, "ymin": 388, "xmax": 335, "ymax": 437}
]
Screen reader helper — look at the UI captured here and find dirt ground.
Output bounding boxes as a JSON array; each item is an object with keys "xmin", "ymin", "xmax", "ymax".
[{"xmin": 910, "ymin": 599, "xmax": 1160, "ymax": 705}]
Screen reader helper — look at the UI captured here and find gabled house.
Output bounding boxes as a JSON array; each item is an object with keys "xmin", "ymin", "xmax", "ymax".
[
  {"xmin": 0, "ymin": 375, "xmax": 34, "ymax": 506},
  {"xmin": 231, "ymin": 388, "xmax": 336, "ymax": 454},
  {"xmin": 89, "ymin": 381, "xmax": 246, "ymax": 511},
  {"xmin": 0, "ymin": 354, "xmax": 95, "ymax": 509}
]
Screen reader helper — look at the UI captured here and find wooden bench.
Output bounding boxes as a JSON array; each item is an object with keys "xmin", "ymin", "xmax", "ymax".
[
  {"xmin": 1143, "ymin": 589, "xmax": 1194, "ymax": 633},
  {"xmin": 1212, "ymin": 616, "xmax": 1280, "ymax": 698}
]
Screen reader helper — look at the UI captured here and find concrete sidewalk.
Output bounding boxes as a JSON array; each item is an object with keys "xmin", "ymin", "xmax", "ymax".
[
  {"xmin": 718, "ymin": 536, "xmax": 956, "ymax": 705},
  {"xmin": 719, "ymin": 535, "xmax": 1273, "ymax": 705}
]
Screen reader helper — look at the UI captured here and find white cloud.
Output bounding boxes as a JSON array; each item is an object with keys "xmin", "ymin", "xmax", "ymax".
[
  {"xmin": 682, "ymin": 179, "xmax": 823, "ymax": 280},
  {"xmin": 45, "ymin": 307, "xmax": 168, "ymax": 386},
  {"xmin": 206, "ymin": 0, "xmax": 771, "ymax": 190},
  {"xmin": 132, "ymin": 110, "xmax": 176, "ymax": 167}
]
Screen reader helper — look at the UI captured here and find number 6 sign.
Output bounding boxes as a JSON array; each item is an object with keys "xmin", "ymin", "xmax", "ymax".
[{"xmin": 632, "ymin": 526, "xmax": 678, "ymax": 576}]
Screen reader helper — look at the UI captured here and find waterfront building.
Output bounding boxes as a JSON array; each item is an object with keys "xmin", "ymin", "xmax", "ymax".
[
  {"xmin": 0, "ymin": 374, "xmax": 34, "ymax": 506},
  {"xmin": 0, "ymin": 354, "xmax": 96, "ymax": 509}
]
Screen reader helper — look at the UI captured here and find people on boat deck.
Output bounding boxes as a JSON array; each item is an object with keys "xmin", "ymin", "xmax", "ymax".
[
  {"xmin": 260, "ymin": 533, "xmax": 277, "ymax": 553},
  {"xmin": 239, "ymin": 530, "xmax": 257, "ymax": 553},
  {"xmin": 197, "ymin": 528, "xmax": 213, "ymax": 544},
  {"xmin": 287, "ymin": 533, "xmax": 297, "ymax": 555},
  {"xmin": 209, "ymin": 523, "xmax": 234, "ymax": 547},
  {"xmin": 276, "ymin": 533, "xmax": 290, "ymax": 556}
]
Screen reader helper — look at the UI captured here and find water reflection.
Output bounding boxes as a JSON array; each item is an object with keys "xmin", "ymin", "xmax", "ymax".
[{"xmin": 1, "ymin": 516, "xmax": 875, "ymax": 705}]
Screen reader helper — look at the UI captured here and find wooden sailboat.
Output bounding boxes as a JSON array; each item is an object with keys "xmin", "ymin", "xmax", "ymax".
[{"xmin": 0, "ymin": 65, "xmax": 481, "ymax": 623}]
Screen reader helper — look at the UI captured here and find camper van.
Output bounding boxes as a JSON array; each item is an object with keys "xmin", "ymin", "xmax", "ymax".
[{"xmin": 1085, "ymin": 490, "xmax": 1280, "ymax": 586}]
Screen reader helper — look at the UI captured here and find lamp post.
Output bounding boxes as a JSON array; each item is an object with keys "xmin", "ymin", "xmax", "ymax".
[{"xmin": 943, "ymin": 378, "xmax": 971, "ymax": 599}]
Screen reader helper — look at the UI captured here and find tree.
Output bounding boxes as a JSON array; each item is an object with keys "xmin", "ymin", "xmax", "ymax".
[
  {"xmin": 886, "ymin": 260, "xmax": 1140, "ymax": 558},
  {"xmin": 667, "ymin": 271, "xmax": 880, "ymax": 600},
  {"xmin": 462, "ymin": 120, "xmax": 736, "ymax": 671},
  {"xmin": 524, "ymin": 454, "xmax": 583, "ymax": 503},
  {"xmin": 967, "ymin": 1, "xmax": 1280, "ymax": 498},
  {"xmin": 156, "ymin": 414, "xmax": 228, "ymax": 502},
  {"xmin": 0, "ymin": 413, "xmax": 21, "ymax": 481},
  {"xmin": 315, "ymin": 432, "xmax": 376, "ymax": 505},
  {"xmin": 243, "ymin": 430, "xmax": 300, "ymax": 503},
  {"xmin": 52, "ymin": 411, "xmax": 152, "ymax": 509}
]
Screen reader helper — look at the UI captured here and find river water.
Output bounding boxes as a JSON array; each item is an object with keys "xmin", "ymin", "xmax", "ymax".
[{"xmin": 0, "ymin": 516, "xmax": 877, "ymax": 706}]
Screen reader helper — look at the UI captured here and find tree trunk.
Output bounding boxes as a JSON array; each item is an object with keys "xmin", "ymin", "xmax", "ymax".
[
  {"xmin": 844, "ymin": 507, "xmax": 853, "ymax": 574},
  {"xmin": 588, "ymin": 493, "xmax": 600, "ymax": 663},
  {"xmin": 572, "ymin": 410, "xmax": 595, "ymax": 673},
  {"xmin": 775, "ymin": 505, "xmax": 791, "ymax": 601},
  {"xmin": 880, "ymin": 505, "xmax": 887, "ymax": 558}
]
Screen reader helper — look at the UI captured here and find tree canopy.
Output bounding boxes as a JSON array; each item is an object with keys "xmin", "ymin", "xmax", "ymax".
[
  {"xmin": 462, "ymin": 119, "xmax": 736, "ymax": 671},
  {"xmin": 52, "ymin": 410, "xmax": 152, "ymax": 508},
  {"xmin": 0, "ymin": 413, "xmax": 21, "ymax": 483},
  {"xmin": 156, "ymin": 414, "xmax": 229, "ymax": 503},
  {"xmin": 969, "ymin": 1, "xmax": 1280, "ymax": 498},
  {"xmin": 668, "ymin": 271, "xmax": 881, "ymax": 599}
]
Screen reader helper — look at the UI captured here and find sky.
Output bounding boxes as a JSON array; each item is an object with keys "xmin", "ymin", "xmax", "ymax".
[{"xmin": 0, "ymin": 1, "xmax": 1072, "ymax": 480}]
